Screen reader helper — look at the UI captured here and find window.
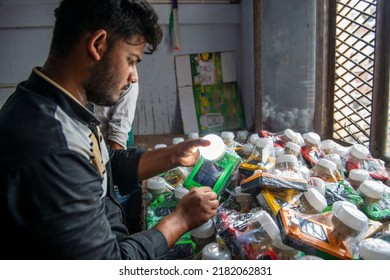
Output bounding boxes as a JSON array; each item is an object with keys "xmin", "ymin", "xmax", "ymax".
[
  {"xmin": 326, "ymin": 0, "xmax": 390, "ymax": 164},
  {"xmin": 147, "ymin": 0, "xmax": 239, "ymax": 3},
  {"xmin": 333, "ymin": 0, "xmax": 376, "ymax": 146}
]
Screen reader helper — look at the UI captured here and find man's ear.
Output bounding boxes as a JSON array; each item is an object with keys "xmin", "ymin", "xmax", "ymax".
[{"xmin": 88, "ymin": 30, "xmax": 108, "ymax": 61}]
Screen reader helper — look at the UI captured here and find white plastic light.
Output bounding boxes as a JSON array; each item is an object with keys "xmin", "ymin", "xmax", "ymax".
[
  {"xmin": 199, "ymin": 134, "xmax": 225, "ymax": 161},
  {"xmin": 172, "ymin": 137, "xmax": 185, "ymax": 144}
]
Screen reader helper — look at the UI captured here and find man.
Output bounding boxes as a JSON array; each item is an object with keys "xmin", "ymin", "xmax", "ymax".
[
  {"xmin": 93, "ymin": 82, "xmax": 139, "ymax": 150},
  {"xmin": 93, "ymin": 78, "xmax": 141, "ymax": 234},
  {"xmin": 93, "ymin": 61, "xmax": 140, "ymax": 151},
  {"xmin": 0, "ymin": 0, "xmax": 218, "ymax": 259},
  {"xmin": 93, "ymin": 82, "xmax": 142, "ymax": 234}
]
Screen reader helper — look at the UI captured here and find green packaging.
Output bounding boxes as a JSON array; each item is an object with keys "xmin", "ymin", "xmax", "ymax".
[{"xmin": 184, "ymin": 148, "xmax": 241, "ymax": 198}]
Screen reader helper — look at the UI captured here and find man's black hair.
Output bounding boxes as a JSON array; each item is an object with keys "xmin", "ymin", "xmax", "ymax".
[{"xmin": 50, "ymin": 0, "xmax": 163, "ymax": 57}]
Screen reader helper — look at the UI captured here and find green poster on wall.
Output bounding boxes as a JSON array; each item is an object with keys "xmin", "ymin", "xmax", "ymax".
[
  {"xmin": 192, "ymin": 82, "xmax": 245, "ymax": 132},
  {"xmin": 190, "ymin": 52, "xmax": 223, "ymax": 86},
  {"xmin": 175, "ymin": 51, "xmax": 245, "ymax": 134},
  {"xmin": 189, "ymin": 52, "xmax": 245, "ymax": 133}
]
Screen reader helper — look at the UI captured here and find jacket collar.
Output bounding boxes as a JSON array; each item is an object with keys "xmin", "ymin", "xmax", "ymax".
[{"xmin": 25, "ymin": 67, "xmax": 100, "ymax": 127}]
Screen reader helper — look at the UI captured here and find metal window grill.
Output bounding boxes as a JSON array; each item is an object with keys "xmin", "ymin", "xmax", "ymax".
[
  {"xmin": 333, "ymin": 0, "xmax": 377, "ymax": 147},
  {"xmin": 387, "ymin": 100, "xmax": 390, "ymax": 155}
]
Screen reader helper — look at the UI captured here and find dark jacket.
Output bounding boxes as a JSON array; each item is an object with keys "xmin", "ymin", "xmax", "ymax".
[{"xmin": 0, "ymin": 68, "xmax": 167, "ymax": 259}]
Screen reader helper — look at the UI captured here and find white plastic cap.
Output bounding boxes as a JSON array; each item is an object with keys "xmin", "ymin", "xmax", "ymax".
[
  {"xmin": 274, "ymin": 146, "xmax": 284, "ymax": 157},
  {"xmin": 190, "ymin": 219, "xmax": 215, "ymax": 238},
  {"xmin": 202, "ymin": 243, "xmax": 231, "ymax": 260},
  {"xmin": 295, "ymin": 132, "xmax": 305, "ymax": 147},
  {"xmin": 174, "ymin": 185, "xmax": 189, "ymax": 200},
  {"xmin": 242, "ymin": 143, "xmax": 254, "ymax": 153},
  {"xmin": 299, "ymin": 165, "xmax": 311, "ymax": 179},
  {"xmin": 348, "ymin": 169, "xmax": 370, "ymax": 182},
  {"xmin": 249, "ymin": 133, "xmax": 260, "ymax": 144},
  {"xmin": 199, "ymin": 134, "xmax": 225, "ymax": 161},
  {"xmin": 154, "ymin": 143, "xmax": 167, "ymax": 149},
  {"xmin": 307, "ymin": 177, "xmax": 326, "ymax": 196},
  {"xmin": 147, "ymin": 176, "xmax": 166, "ymax": 194},
  {"xmin": 316, "ymin": 158, "xmax": 338, "ymax": 171},
  {"xmin": 303, "ymin": 188, "xmax": 327, "ymax": 212},
  {"xmin": 333, "ymin": 145, "xmax": 349, "ymax": 157},
  {"xmin": 188, "ymin": 132, "xmax": 199, "ymax": 139},
  {"xmin": 332, "ymin": 201, "xmax": 368, "ymax": 231},
  {"xmin": 359, "ymin": 238, "xmax": 390, "ymax": 260},
  {"xmin": 284, "ymin": 128, "xmax": 297, "ymax": 142},
  {"xmin": 221, "ymin": 131, "xmax": 235, "ymax": 140},
  {"xmin": 304, "ymin": 132, "xmax": 321, "ymax": 146},
  {"xmin": 276, "ymin": 154, "xmax": 299, "ymax": 166},
  {"xmin": 285, "ymin": 141, "xmax": 301, "ymax": 153},
  {"xmin": 324, "ymin": 153, "xmax": 342, "ymax": 166},
  {"xmin": 350, "ymin": 144, "xmax": 370, "ymax": 160},
  {"xmin": 256, "ymin": 138, "xmax": 272, "ymax": 148},
  {"xmin": 358, "ymin": 180, "xmax": 386, "ymax": 199},
  {"xmin": 237, "ymin": 130, "xmax": 249, "ymax": 141},
  {"xmin": 172, "ymin": 137, "xmax": 185, "ymax": 144},
  {"xmin": 320, "ymin": 139, "xmax": 337, "ymax": 150},
  {"xmin": 251, "ymin": 210, "xmax": 280, "ymax": 240}
]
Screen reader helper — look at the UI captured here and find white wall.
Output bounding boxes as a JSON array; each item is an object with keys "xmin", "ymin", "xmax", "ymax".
[{"xmin": 0, "ymin": 0, "xmax": 254, "ymax": 135}]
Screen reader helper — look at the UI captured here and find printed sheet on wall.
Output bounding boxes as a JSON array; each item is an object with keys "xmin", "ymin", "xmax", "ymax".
[{"xmin": 175, "ymin": 51, "xmax": 245, "ymax": 134}]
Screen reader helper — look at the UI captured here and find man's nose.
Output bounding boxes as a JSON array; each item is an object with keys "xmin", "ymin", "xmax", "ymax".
[{"xmin": 128, "ymin": 65, "xmax": 139, "ymax": 83}]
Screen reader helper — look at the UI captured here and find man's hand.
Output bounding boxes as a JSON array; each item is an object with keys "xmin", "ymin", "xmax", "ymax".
[
  {"xmin": 155, "ymin": 186, "xmax": 219, "ymax": 248},
  {"xmin": 174, "ymin": 186, "xmax": 218, "ymax": 229},
  {"xmin": 138, "ymin": 138, "xmax": 210, "ymax": 180},
  {"xmin": 173, "ymin": 138, "xmax": 211, "ymax": 167}
]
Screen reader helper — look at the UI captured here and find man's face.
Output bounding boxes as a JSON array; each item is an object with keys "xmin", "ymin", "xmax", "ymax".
[{"xmin": 85, "ymin": 36, "xmax": 144, "ymax": 106}]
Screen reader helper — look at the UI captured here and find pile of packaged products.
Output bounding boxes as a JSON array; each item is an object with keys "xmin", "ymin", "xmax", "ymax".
[{"xmin": 143, "ymin": 129, "xmax": 390, "ymax": 260}]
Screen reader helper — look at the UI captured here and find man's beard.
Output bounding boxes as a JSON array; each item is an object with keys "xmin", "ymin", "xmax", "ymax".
[{"xmin": 84, "ymin": 52, "xmax": 123, "ymax": 107}]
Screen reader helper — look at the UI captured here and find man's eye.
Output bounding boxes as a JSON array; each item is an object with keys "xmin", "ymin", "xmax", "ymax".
[{"xmin": 128, "ymin": 58, "xmax": 141, "ymax": 66}]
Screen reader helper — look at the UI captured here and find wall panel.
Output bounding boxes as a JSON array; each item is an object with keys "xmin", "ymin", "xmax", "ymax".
[{"xmin": 0, "ymin": 1, "xmax": 244, "ymax": 135}]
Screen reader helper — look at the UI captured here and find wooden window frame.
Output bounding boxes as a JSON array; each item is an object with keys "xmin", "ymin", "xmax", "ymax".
[{"xmin": 318, "ymin": 0, "xmax": 390, "ymax": 164}]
